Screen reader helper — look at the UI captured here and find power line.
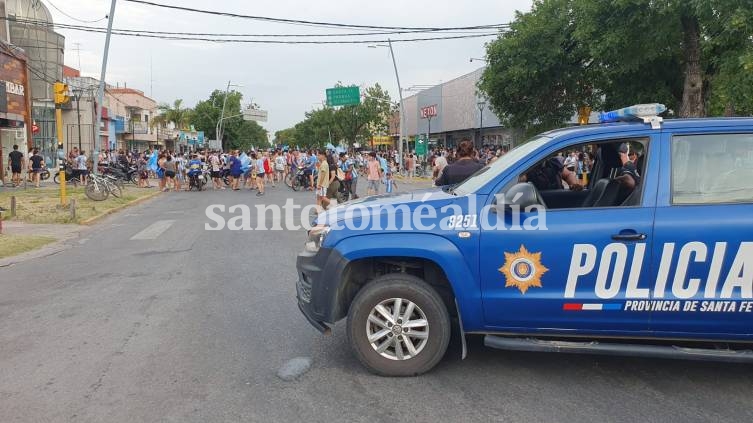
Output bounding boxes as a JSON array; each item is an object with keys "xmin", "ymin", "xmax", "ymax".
[
  {"xmin": 122, "ymin": 0, "xmax": 506, "ymax": 31},
  {"xmin": 5, "ymin": 17, "xmax": 502, "ymax": 44},
  {"xmin": 43, "ymin": 0, "xmax": 107, "ymax": 24},
  {"xmin": 4, "ymin": 17, "xmax": 506, "ymax": 38}
]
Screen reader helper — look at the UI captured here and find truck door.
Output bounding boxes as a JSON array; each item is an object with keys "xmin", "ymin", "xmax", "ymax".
[
  {"xmin": 480, "ymin": 134, "xmax": 659, "ymax": 334},
  {"xmin": 649, "ymin": 131, "xmax": 753, "ymax": 336}
]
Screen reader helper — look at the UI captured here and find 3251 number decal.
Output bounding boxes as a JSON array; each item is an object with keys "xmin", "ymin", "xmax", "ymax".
[{"xmin": 447, "ymin": 214, "xmax": 478, "ymax": 229}]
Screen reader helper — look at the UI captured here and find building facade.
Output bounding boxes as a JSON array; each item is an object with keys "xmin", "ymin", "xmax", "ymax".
[
  {"xmin": 401, "ymin": 67, "xmax": 522, "ymax": 151},
  {"xmin": 4, "ymin": 0, "xmax": 65, "ymax": 162},
  {"xmin": 107, "ymin": 87, "xmax": 159, "ymax": 152},
  {"xmin": 63, "ymin": 67, "xmax": 117, "ymax": 155},
  {"xmin": 0, "ymin": 40, "xmax": 31, "ymax": 182}
]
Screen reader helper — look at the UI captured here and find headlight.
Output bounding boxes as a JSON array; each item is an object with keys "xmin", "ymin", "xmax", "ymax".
[{"xmin": 305, "ymin": 224, "xmax": 331, "ymax": 253}]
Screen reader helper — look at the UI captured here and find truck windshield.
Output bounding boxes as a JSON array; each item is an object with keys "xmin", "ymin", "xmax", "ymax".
[{"xmin": 452, "ymin": 136, "xmax": 552, "ymax": 195}]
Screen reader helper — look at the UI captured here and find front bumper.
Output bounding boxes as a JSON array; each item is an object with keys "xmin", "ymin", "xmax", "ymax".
[{"xmin": 295, "ymin": 246, "xmax": 350, "ymax": 333}]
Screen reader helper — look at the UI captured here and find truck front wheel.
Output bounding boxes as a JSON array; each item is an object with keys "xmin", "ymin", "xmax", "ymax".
[{"xmin": 346, "ymin": 274, "xmax": 451, "ymax": 376}]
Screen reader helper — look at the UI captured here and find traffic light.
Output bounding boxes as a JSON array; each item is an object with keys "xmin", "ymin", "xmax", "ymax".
[{"xmin": 53, "ymin": 82, "xmax": 69, "ymax": 105}]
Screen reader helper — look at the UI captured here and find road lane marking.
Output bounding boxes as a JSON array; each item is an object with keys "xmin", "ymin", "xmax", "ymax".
[{"xmin": 130, "ymin": 220, "xmax": 176, "ymax": 240}]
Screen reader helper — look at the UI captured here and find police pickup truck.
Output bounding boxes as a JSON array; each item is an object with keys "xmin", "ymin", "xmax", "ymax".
[{"xmin": 296, "ymin": 104, "xmax": 753, "ymax": 376}]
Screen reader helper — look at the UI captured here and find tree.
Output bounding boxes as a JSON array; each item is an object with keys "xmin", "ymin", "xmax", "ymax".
[
  {"xmin": 277, "ymin": 82, "xmax": 394, "ymax": 149},
  {"xmin": 479, "ymin": 0, "xmax": 753, "ymax": 132},
  {"xmin": 158, "ymin": 99, "xmax": 193, "ymax": 130},
  {"xmin": 190, "ymin": 89, "xmax": 268, "ymax": 150},
  {"xmin": 479, "ymin": 0, "xmax": 603, "ymax": 135},
  {"xmin": 334, "ymin": 83, "xmax": 393, "ymax": 146},
  {"xmin": 274, "ymin": 127, "xmax": 298, "ymax": 146}
]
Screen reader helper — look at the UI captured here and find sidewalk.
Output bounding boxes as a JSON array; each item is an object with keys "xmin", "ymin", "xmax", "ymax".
[{"xmin": 0, "ymin": 222, "xmax": 85, "ymax": 267}]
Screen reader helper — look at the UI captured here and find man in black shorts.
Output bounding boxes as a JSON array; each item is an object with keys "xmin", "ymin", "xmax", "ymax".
[
  {"xmin": 8, "ymin": 144, "xmax": 24, "ymax": 187},
  {"xmin": 29, "ymin": 148, "xmax": 45, "ymax": 188}
]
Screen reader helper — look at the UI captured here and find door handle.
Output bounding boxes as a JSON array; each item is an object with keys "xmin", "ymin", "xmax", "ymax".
[{"xmin": 611, "ymin": 233, "xmax": 647, "ymax": 241}]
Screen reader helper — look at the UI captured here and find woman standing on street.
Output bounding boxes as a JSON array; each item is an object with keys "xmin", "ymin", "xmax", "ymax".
[
  {"xmin": 157, "ymin": 152, "xmax": 167, "ymax": 191},
  {"xmin": 229, "ymin": 151, "xmax": 242, "ymax": 191},
  {"xmin": 162, "ymin": 154, "xmax": 178, "ymax": 192},
  {"xmin": 254, "ymin": 152, "xmax": 265, "ymax": 196}
]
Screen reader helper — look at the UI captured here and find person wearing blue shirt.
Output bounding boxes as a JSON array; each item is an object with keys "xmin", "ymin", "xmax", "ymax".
[
  {"xmin": 187, "ymin": 155, "xmax": 202, "ymax": 177},
  {"xmin": 229, "ymin": 151, "xmax": 242, "ymax": 190},
  {"xmin": 305, "ymin": 150, "xmax": 318, "ymax": 191},
  {"xmin": 340, "ymin": 152, "xmax": 358, "ymax": 200},
  {"xmin": 378, "ymin": 154, "xmax": 388, "ymax": 176}
]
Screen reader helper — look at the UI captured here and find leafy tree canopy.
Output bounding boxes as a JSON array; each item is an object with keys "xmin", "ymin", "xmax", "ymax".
[
  {"xmin": 190, "ymin": 89, "xmax": 268, "ymax": 150},
  {"xmin": 276, "ymin": 83, "xmax": 394, "ymax": 149},
  {"xmin": 479, "ymin": 0, "xmax": 753, "ymax": 134}
]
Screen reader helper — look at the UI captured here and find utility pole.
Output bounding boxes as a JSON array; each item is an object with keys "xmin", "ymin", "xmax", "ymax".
[
  {"xmin": 94, "ymin": 0, "xmax": 118, "ymax": 175},
  {"xmin": 53, "ymin": 81, "xmax": 69, "ymax": 206},
  {"xmin": 217, "ymin": 80, "xmax": 230, "ymax": 151}
]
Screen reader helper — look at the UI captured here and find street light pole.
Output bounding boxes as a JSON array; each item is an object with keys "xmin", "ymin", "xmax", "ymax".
[
  {"xmin": 386, "ymin": 39, "xmax": 405, "ymax": 165},
  {"xmin": 427, "ymin": 115, "xmax": 432, "ymax": 148},
  {"xmin": 94, "ymin": 0, "xmax": 117, "ymax": 175},
  {"xmin": 369, "ymin": 41, "xmax": 405, "ymax": 162},
  {"xmin": 217, "ymin": 80, "xmax": 230, "ymax": 151},
  {"xmin": 72, "ymin": 89, "xmax": 83, "ymax": 151},
  {"xmin": 217, "ymin": 81, "xmax": 243, "ymax": 151},
  {"xmin": 477, "ymin": 100, "xmax": 486, "ymax": 149}
]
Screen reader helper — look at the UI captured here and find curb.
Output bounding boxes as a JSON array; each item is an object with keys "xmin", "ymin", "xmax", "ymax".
[{"xmin": 79, "ymin": 190, "xmax": 162, "ymax": 225}]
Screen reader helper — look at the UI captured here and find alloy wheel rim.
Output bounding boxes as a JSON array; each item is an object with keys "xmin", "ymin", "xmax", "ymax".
[{"xmin": 366, "ymin": 297, "xmax": 429, "ymax": 361}]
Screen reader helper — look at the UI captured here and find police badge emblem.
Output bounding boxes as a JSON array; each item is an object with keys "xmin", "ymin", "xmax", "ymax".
[{"xmin": 499, "ymin": 245, "xmax": 548, "ymax": 294}]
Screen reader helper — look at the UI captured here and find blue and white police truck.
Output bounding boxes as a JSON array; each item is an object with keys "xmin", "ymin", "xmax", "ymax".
[{"xmin": 296, "ymin": 104, "xmax": 753, "ymax": 376}]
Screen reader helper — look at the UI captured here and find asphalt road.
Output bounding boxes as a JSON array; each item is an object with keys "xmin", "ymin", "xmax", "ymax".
[{"xmin": 1, "ymin": 179, "xmax": 751, "ymax": 423}]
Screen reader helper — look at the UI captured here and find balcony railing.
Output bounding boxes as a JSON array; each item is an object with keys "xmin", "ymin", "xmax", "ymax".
[{"xmin": 131, "ymin": 121, "xmax": 149, "ymax": 134}]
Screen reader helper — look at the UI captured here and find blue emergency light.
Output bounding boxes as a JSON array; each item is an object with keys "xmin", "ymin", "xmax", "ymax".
[{"xmin": 599, "ymin": 103, "xmax": 666, "ymax": 125}]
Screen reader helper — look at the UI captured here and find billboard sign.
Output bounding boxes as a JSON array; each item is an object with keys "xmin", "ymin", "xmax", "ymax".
[
  {"xmin": 243, "ymin": 109, "xmax": 268, "ymax": 122},
  {"xmin": 420, "ymin": 104, "xmax": 438, "ymax": 119}
]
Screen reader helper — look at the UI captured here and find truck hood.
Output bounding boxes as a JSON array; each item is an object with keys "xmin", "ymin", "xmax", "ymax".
[{"xmin": 315, "ymin": 187, "xmax": 455, "ymax": 224}]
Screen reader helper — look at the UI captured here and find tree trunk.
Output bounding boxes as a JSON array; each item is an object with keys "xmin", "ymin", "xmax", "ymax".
[
  {"xmin": 724, "ymin": 102, "xmax": 735, "ymax": 117},
  {"xmin": 679, "ymin": 14, "xmax": 705, "ymax": 117}
]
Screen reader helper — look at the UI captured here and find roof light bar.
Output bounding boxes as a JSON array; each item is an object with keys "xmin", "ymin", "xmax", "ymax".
[{"xmin": 599, "ymin": 103, "xmax": 667, "ymax": 129}]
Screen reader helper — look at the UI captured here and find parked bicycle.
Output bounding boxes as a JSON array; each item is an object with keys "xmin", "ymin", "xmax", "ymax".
[{"xmin": 85, "ymin": 173, "xmax": 122, "ymax": 201}]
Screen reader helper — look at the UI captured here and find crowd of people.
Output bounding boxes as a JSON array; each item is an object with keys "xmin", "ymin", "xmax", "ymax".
[{"xmin": 6, "ymin": 140, "xmax": 517, "ymax": 206}]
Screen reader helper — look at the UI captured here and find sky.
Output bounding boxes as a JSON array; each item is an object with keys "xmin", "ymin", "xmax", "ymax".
[{"xmin": 47, "ymin": 0, "xmax": 533, "ymax": 135}]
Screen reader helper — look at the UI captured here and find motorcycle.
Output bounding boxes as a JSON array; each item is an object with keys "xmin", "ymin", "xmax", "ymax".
[
  {"xmin": 187, "ymin": 170, "xmax": 206, "ymax": 191},
  {"xmin": 290, "ymin": 168, "xmax": 312, "ymax": 191},
  {"xmin": 103, "ymin": 162, "xmax": 138, "ymax": 184},
  {"xmin": 218, "ymin": 168, "xmax": 231, "ymax": 186},
  {"xmin": 53, "ymin": 162, "xmax": 77, "ymax": 184}
]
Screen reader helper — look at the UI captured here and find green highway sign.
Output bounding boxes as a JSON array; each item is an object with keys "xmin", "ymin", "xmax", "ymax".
[
  {"xmin": 415, "ymin": 135, "xmax": 427, "ymax": 156},
  {"xmin": 326, "ymin": 86, "xmax": 360, "ymax": 107}
]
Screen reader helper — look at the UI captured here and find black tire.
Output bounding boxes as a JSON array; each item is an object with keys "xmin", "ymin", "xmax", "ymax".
[
  {"xmin": 109, "ymin": 183, "xmax": 123, "ymax": 198},
  {"xmin": 85, "ymin": 181, "xmax": 109, "ymax": 201},
  {"xmin": 336, "ymin": 190, "xmax": 348, "ymax": 204},
  {"xmin": 129, "ymin": 173, "xmax": 138, "ymax": 184},
  {"xmin": 291, "ymin": 176, "xmax": 300, "ymax": 191},
  {"xmin": 54, "ymin": 172, "xmax": 78, "ymax": 185},
  {"xmin": 40, "ymin": 169, "xmax": 50, "ymax": 180},
  {"xmin": 347, "ymin": 274, "xmax": 451, "ymax": 377},
  {"xmin": 222, "ymin": 175, "xmax": 230, "ymax": 186}
]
